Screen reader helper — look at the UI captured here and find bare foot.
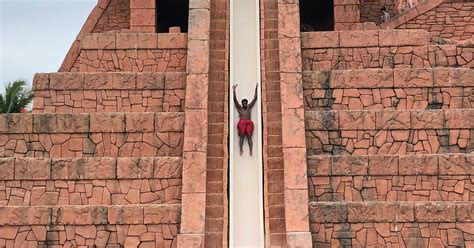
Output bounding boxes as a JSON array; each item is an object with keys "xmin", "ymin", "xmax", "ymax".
[{"xmin": 240, "ymin": 150, "xmax": 243, "ymax": 156}]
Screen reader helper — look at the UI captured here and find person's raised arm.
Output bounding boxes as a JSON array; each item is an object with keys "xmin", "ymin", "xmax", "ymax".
[
  {"xmin": 249, "ymin": 83, "xmax": 258, "ymax": 108},
  {"xmin": 233, "ymin": 84, "xmax": 241, "ymax": 108}
]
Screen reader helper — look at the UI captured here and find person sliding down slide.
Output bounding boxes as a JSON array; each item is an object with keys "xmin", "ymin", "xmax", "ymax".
[{"xmin": 233, "ymin": 83, "xmax": 258, "ymax": 156}]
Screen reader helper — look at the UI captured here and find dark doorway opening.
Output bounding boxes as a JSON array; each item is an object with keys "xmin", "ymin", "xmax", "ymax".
[
  {"xmin": 300, "ymin": 0, "xmax": 334, "ymax": 32},
  {"xmin": 156, "ymin": 0, "xmax": 189, "ymax": 33}
]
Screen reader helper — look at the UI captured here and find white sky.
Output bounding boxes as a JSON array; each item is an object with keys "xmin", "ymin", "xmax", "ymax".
[{"xmin": 0, "ymin": 0, "xmax": 96, "ymax": 90}]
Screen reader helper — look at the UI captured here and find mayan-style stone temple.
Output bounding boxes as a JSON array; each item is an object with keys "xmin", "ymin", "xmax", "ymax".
[{"xmin": 0, "ymin": 0, "xmax": 473, "ymax": 246}]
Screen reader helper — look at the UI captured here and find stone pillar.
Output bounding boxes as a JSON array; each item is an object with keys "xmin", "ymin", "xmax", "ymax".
[
  {"xmin": 334, "ymin": 0, "xmax": 361, "ymax": 30},
  {"xmin": 177, "ymin": 0, "xmax": 211, "ymax": 247},
  {"xmin": 130, "ymin": 0, "xmax": 156, "ymax": 32},
  {"xmin": 277, "ymin": 0, "xmax": 312, "ymax": 246}
]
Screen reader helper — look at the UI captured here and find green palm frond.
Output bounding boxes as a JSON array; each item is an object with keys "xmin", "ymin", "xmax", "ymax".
[{"xmin": 0, "ymin": 80, "xmax": 34, "ymax": 113}]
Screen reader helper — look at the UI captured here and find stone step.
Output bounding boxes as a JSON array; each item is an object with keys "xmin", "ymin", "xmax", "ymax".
[
  {"xmin": 0, "ymin": 157, "xmax": 182, "ymax": 206},
  {"xmin": 301, "ymin": 30, "xmax": 473, "ymax": 70},
  {"xmin": 0, "ymin": 113, "xmax": 184, "ymax": 158},
  {"xmin": 309, "ymin": 202, "xmax": 473, "ymax": 247},
  {"xmin": 307, "ymin": 154, "xmax": 472, "ymax": 202},
  {"xmin": 33, "ymin": 72, "xmax": 186, "ymax": 113},
  {"xmin": 0, "ymin": 205, "xmax": 180, "ymax": 247},
  {"xmin": 309, "ymin": 201, "xmax": 473, "ymax": 223},
  {"xmin": 305, "ymin": 109, "xmax": 473, "ymax": 155},
  {"xmin": 303, "ymin": 68, "xmax": 473, "ymax": 110},
  {"xmin": 73, "ymin": 33, "xmax": 187, "ymax": 72}
]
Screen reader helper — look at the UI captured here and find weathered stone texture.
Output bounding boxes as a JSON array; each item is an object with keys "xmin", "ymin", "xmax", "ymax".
[
  {"xmin": 93, "ymin": 0, "xmax": 130, "ymax": 32},
  {"xmin": 397, "ymin": 2, "xmax": 474, "ymax": 41}
]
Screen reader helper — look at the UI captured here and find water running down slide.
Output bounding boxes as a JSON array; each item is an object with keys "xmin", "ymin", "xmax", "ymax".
[{"xmin": 230, "ymin": 0, "xmax": 265, "ymax": 247}]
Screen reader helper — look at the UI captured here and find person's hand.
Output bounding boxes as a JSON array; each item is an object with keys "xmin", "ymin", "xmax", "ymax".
[
  {"xmin": 232, "ymin": 84, "xmax": 238, "ymax": 91},
  {"xmin": 256, "ymin": 83, "xmax": 259, "ymax": 88}
]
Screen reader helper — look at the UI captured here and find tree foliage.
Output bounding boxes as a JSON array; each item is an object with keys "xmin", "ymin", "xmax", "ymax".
[{"xmin": 0, "ymin": 80, "xmax": 34, "ymax": 113}]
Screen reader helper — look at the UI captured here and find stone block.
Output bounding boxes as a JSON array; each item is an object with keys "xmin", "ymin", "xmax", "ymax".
[
  {"xmin": 185, "ymin": 74, "xmax": 208, "ymax": 109},
  {"xmin": 137, "ymin": 33, "xmax": 159, "ymax": 49},
  {"xmin": 137, "ymin": 73, "xmax": 165, "ymax": 89},
  {"xmin": 375, "ymin": 110, "xmax": 410, "ymax": 129},
  {"xmin": 330, "ymin": 69, "xmax": 393, "ymax": 88},
  {"xmin": 154, "ymin": 157, "xmax": 183, "ymax": 178},
  {"xmin": 52, "ymin": 206, "xmax": 108, "ymax": 225},
  {"xmin": 0, "ymin": 114, "xmax": 33, "ymax": 133},
  {"xmin": 50, "ymin": 72, "xmax": 84, "ymax": 89},
  {"xmin": 305, "ymin": 111, "xmax": 338, "ymax": 130},
  {"xmin": 188, "ymin": 8, "xmax": 210, "ymax": 40},
  {"xmin": 183, "ymin": 110, "xmax": 208, "ymax": 152},
  {"xmin": 348, "ymin": 202, "xmax": 414, "ymax": 222},
  {"xmin": 15, "ymin": 158, "xmax": 50, "ymax": 180},
  {"xmin": 285, "ymin": 189, "xmax": 310, "ymax": 232},
  {"xmin": 84, "ymin": 72, "xmax": 112, "ymax": 89},
  {"xmin": 116, "ymin": 33, "xmax": 138, "ymax": 49},
  {"xmin": 445, "ymin": 109, "xmax": 473, "ymax": 129},
  {"xmin": 90, "ymin": 113, "xmax": 125, "ymax": 133},
  {"xmin": 394, "ymin": 68, "xmax": 433, "ymax": 88},
  {"xmin": 158, "ymin": 33, "xmax": 188, "ymax": 49},
  {"xmin": 379, "ymin": 29, "xmax": 430, "ymax": 47},
  {"xmin": 108, "ymin": 205, "xmax": 143, "ymax": 224},
  {"xmin": 117, "ymin": 157, "xmax": 154, "ymax": 179},
  {"xmin": 411, "ymin": 110, "xmax": 444, "ymax": 129},
  {"xmin": 309, "ymin": 202, "xmax": 347, "ymax": 223},
  {"xmin": 51, "ymin": 158, "xmax": 117, "ymax": 180},
  {"xmin": 0, "ymin": 206, "xmax": 50, "ymax": 225},
  {"xmin": 0, "ymin": 158, "xmax": 14, "ymax": 180},
  {"xmin": 399, "ymin": 155, "xmax": 438, "ymax": 175},
  {"xmin": 301, "ymin": 32, "xmax": 339, "ymax": 49},
  {"xmin": 332, "ymin": 156, "xmax": 368, "ymax": 176},
  {"xmin": 415, "ymin": 202, "xmax": 456, "ymax": 222},
  {"xmin": 130, "ymin": 8, "xmax": 155, "ymax": 26},
  {"xmin": 284, "ymin": 148, "xmax": 307, "ymax": 189},
  {"xmin": 33, "ymin": 114, "xmax": 90, "ymax": 133},
  {"xmin": 180, "ymin": 193, "xmax": 206, "ymax": 233},
  {"xmin": 434, "ymin": 68, "xmax": 473, "ymax": 87},
  {"xmin": 143, "ymin": 204, "xmax": 180, "ymax": 224},
  {"xmin": 32, "ymin": 73, "xmax": 50, "ymax": 90},
  {"xmin": 368, "ymin": 155, "xmax": 399, "ymax": 175},
  {"xmin": 438, "ymin": 154, "xmax": 472, "ymax": 175},
  {"xmin": 156, "ymin": 113, "xmax": 185, "ymax": 132},
  {"xmin": 340, "ymin": 30, "xmax": 378, "ymax": 47},
  {"xmin": 182, "ymin": 152, "xmax": 206, "ymax": 193},
  {"xmin": 187, "ymin": 40, "xmax": 210, "ymax": 74},
  {"xmin": 112, "ymin": 73, "xmax": 136, "ymax": 89},
  {"xmin": 126, "ymin": 112, "xmax": 155, "ymax": 132},
  {"xmin": 307, "ymin": 156, "xmax": 331, "ymax": 176},
  {"xmin": 338, "ymin": 111, "xmax": 376, "ymax": 130}
]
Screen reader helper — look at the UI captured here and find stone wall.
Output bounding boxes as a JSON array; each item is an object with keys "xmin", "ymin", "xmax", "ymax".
[
  {"xmin": 93, "ymin": 0, "xmax": 130, "ymax": 32},
  {"xmin": 260, "ymin": 0, "xmax": 288, "ymax": 245},
  {"xmin": 301, "ymin": 30, "xmax": 473, "ymax": 70},
  {"xmin": 0, "ymin": 113, "xmax": 184, "ymax": 158},
  {"xmin": 71, "ymin": 33, "xmax": 188, "ymax": 72},
  {"xmin": 32, "ymin": 72, "xmax": 186, "ymax": 113},
  {"xmin": 396, "ymin": 1, "xmax": 474, "ymax": 41},
  {"xmin": 303, "ymin": 68, "xmax": 473, "ymax": 111}
]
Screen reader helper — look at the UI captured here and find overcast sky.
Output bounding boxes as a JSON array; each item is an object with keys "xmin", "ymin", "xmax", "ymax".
[{"xmin": 0, "ymin": 0, "xmax": 96, "ymax": 90}]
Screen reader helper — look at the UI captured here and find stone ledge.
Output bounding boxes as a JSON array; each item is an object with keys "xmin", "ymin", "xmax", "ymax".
[
  {"xmin": 301, "ymin": 29, "xmax": 430, "ymax": 49},
  {"xmin": 0, "ymin": 157, "xmax": 182, "ymax": 180},
  {"xmin": 33, "ymin": 72, "xmax": 187, "ymax": 90},
  {"xmin": 305, "ymin": 109, "xmax": 473, "ymax": 130},
  {"xmin": 0, "ymin": 112, "xmax": 185, "ymax": 134},
  {"xmin": 307, "ymin": 153, "xmax": 473, "ymax": 176},
  {"xmin": 309, "ymin": 201, "xmax": 473, "ymax": 223},
  {"xmin": 0, "ymin": 204, "xmax": 181, "ymax": 225},
  {"xmin": 303, "ymin": 68, "xmax": 473, "ymax": 89},
  {"xmin": 379, "ymin": 0, "xmax": 444, "ymax": 29},
  {"xmin": 80, "ymin": 33, "xmax": 188, "ymax": 50}
]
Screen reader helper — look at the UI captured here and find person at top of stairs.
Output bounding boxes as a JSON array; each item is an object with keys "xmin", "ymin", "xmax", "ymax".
[
  {"xmin": 233, "ymin": 83, "xmax": 258, "ymax": 156},
  {"xmin": 381, "ymin": 7, "xmax": 391, "ymax": 22}
]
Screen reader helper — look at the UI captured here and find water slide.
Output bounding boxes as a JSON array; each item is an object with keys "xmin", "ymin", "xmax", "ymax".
[{"xmin": 229, "ymin": 0, "xmax": 265, "ymax": 247}]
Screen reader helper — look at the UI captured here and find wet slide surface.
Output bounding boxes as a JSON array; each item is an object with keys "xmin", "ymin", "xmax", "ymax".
[{"xmin": 230, "ymin": 0, "xmax": 264, "ymax": 247}]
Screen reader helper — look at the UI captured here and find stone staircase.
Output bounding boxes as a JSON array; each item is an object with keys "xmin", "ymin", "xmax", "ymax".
[
  {"xmin": 303, "ymin": 29, "xmax": 473, "ymax": 247},
  {"xmin": 0, "ymin": 34, "xmax": 187, "ymax": 247}
]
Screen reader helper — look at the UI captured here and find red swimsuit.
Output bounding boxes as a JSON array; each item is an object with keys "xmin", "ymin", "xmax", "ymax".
[{"xmin": 237, "ymin": 119, "xmax": 254, "ymax": 136}]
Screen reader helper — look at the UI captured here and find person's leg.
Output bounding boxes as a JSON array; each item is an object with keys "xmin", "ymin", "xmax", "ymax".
[
  {"xmin": 239, "ymin": 134, "xmax": 244, "ymax": 155},
  {"xmin": 247, "ymin": 134, "xmax": 253, "ymax": 156}
]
